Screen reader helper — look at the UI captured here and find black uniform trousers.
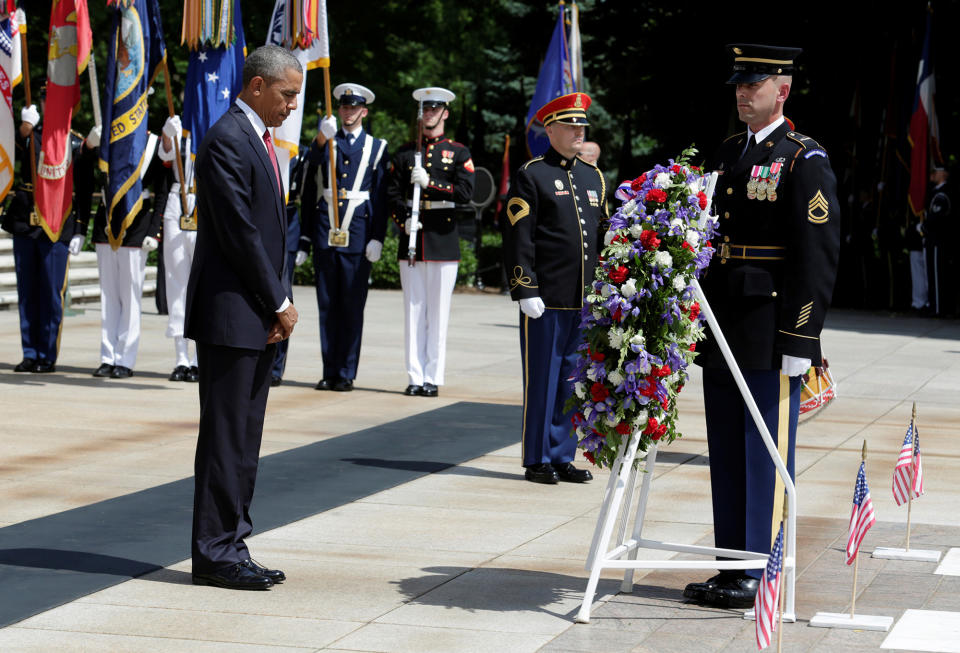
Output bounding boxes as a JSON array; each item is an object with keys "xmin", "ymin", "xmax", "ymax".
[
  {"xmin": 313, "ymin": 248, "xmax": 371, "ymax": 382},
  {"xmin": 703, "ymin": 368, "xmax": 799, "ymax": 578},
  {"xmin": 192, "ymin": 341, "xmax": 276, "ymax": 573},
  {"xmin": 13, "ymin": 235, "xmax": 70, "ymax": 363},
  {"xmin": 271, "ymin": 250, "xmax": 298, "ymax": 380}
]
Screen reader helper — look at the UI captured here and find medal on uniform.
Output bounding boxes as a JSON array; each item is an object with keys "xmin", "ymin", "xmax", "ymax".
[
  {"xmin": 765, "ymin": 162, "xmax": 782, "ymax": 202},
  {"xmin": 328, "ymin": 228, "xmax": 349, "ymax": 247},
  {"xmin": 746, "ymin": 165, "xmax": 760, "ymax": 193},
  {"xmin": 29, "ymin": 211, "xmax": 40, "ymax": 227}
]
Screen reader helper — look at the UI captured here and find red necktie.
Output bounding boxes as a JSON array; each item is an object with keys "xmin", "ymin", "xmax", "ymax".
[{"xmin": 262, "ymin": 130, "xmax": 282, "ymax": 196}]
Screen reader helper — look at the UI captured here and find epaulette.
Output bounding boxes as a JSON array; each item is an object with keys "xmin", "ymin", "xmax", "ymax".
[
  {"xmin": 785, "ymin": 131, "xmax": 824, "ymax": 151},
  {"xmin": 520, "ymin": 156, "xmax": 545, "ymax": 171},
  {"xmin": 722, "ymin": 131, "xmax": 746, "ymax": 144}
]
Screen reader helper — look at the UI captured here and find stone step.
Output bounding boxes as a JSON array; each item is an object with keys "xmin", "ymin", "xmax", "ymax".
[
  {"xmin": 0, "ymin": 250, "xmax": 100, "ymax": 275},
  {"xmin": 0, "ymin": 267, "xmax": 158, "ymax": 309}
]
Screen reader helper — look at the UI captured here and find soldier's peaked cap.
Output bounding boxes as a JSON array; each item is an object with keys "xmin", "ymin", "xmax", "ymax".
[
  {"xmin": 726, "ymin": 44, "xmax": 802, "ymax": 84},
  {"xmin": 536, "ymin": 92, "xmax": 591, "ymax": 127},
  {"xmin": 333, "ymin": 83, "xmax": 375, "ymax": 106},
  {"xmin": 412, "ymin": 87, "xmax": 455, "ymax": 107}
]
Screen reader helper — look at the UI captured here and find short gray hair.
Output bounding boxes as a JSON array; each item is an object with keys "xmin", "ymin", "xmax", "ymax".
[{"xmin": 243, "ymin": 45, "xmax": 303, "ymax": 87}]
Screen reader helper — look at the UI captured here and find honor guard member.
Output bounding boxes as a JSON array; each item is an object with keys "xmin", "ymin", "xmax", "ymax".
[
  {"xmin": 386, "ymin": 87, "xmax": 474, "ymax": 397},
  {"xmin": 89, "ymin": 132, "xmax": 165, "ymax": 379},
  {"xmin": 924, "ymin": 166, "xmax": 952, "ymax": 316},
  {"xmin": 300, "ymin": 83, "xmax": 389, "ymax": 391},
  {"xmin": 502, "ymin": 92, "xmax": 605, "ymax": 485},
  {"xmin": 684, "ymin": 44, "xmax": 841, "ymax": 609},
  {"xmin": 157, "ymin": 114, "xmax": 200, "ymax": 383},
  {"xmin": 2, "ymin": 89, "xmax": 97, "ymax": 373}
]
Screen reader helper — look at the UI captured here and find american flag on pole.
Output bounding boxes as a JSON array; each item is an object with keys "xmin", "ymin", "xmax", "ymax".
[
  {"xmin": 754, "ymin": 523, "xmax": 784, "ymax": 650},
  {"xmin": 846, "ymin": 461, "xmax": 876, "ymax": 565},
  {"xmin": 893, "ymin": 420, "xmax": 924, "ymax": 505}
]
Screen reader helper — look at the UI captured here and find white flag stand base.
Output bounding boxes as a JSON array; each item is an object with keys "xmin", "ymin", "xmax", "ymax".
[
  {"xmin": 871, "ymin": 547, "xmax": 941, "ymax": 562},
  {"xmin": 809, "ymin": 612, "xmax": 893, "ymax": 631},
  {"xmin": 575, "ymin": 279, "xmax": 797, "ymax": 624}
]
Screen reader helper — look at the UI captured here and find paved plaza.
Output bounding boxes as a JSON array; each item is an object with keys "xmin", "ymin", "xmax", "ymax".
[{"xmin": 1, "ymin": 287, "xmax": 959, "ymax": 652}]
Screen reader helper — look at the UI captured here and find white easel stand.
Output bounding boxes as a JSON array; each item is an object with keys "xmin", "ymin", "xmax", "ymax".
[
  {"xmin": 575, "ymin": 279, "xmax": 797, "ymax": 624},
  {"xmin": 809, "ymin": 612, "xmax": 893, "ymax": 631},
  {"xmin": 872, "ymin": 547, "xmax": 941, "ymax": 562}
]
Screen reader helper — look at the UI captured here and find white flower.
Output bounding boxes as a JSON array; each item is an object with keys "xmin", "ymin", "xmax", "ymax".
[
  {"xmin": 686, "ymin": 179, "xmax": 703, "ymax": 195},
  {"xmin": 630, "ymin": 332, "xmax": 645, "ymax": 347},
  {"xmin": 621, "ymin": 278, "xmax": 638, "ymax": 298},
  {"xmin": 654, "ymin": 251, "xmax": 673, "ymax": 268},
  {"xmin": 600, "ymin": 284, "xmax": 612, "ymax": 298},
  {"xmin": 605, "ymin": 411, "xmax": 620, "ymax": 426},
  {"xmin": 670, "ymin": 218, "xmax": 683, "ymax": 231},
  {"xmin": 608, "ymin": 326, "xmax": 625, "ymax": 349},
  {"xmin": 637, "ymin": 359, "xmax": 652, "ymax": 375},
  {"xmin": 608, "ymin": 369, "xmax": 624, "ymax": 386},
  {"xmin": 654, "ymin": 172, "xmax": 672, "ymax": 188},
  {"xmin": 592, "ymin": 308, "xmax": 604, "ymax": 320},
  {"xmin": 629, "ymin": 223, "xmax": 644, "ymax": 239},
  {"xmin": 604, "ymin": 230, "xmax": 616, "ymax": 246},
  {"xmin": 633, "ymin": 409, "xmax": 649, "ymax": 426},
  {"xmin": 673, "ymin": 275, "xmax": 688, "ymax": 291},
  {"xmin": 575, "ymin": 381, "xmax": 586, "ymax": 399},
  {"xmin": 685, "ymin": 229, "xmax": 700, "ymax": 248},
  {"xmin": 622, "ymin": 199, "xmax": 638, "ymax": 216},
  {"xmin": 586, "ymin": 366, "xmax": 599, "ymax": 381}
]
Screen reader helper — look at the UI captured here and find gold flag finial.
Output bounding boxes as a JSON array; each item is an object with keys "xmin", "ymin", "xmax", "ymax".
[{"xmin": 861, "ymin": 439, "xmax": 868, "ymax": 462}]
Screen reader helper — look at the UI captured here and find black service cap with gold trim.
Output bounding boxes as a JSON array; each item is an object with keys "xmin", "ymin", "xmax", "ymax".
[
  {"xmin": 535, "ymin": 92, "xmax": 591, "ymax": 127},
  {"xmin": 726, "ymin": 43, "xmax": 802, "ymax": 84}
]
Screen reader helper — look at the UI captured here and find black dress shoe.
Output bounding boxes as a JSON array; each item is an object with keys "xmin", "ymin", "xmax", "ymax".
[
  {"xmin": 93, "ymin": 363, "xmax": 114, "ymax": 378},
  {"xmin": 315, "ymin": 378, "xmax": 334, "ymax": 391},
  {"xmin": 241, "ymin": 558, "xmax": 286, "ymax": 583},
  {"xmin": 13, "ymin": 358, "xmax": 37, "ymax": 373},
  {"xmin": 192, "ymin": 562, "xmax": 274, "ymax": 590},
  {"xmin": 524, "ymin": 463, "xmax": 559, "ymax": 484},
  {"xmin": 421, "ymin": 382, "xmax": 438, "ymax": 397},
  {"xmin": 703, "ymin": 575, "xmax": 760, "ymax": 609},
  {"xmin": 111, "ymin": 365, "xmax": 134, "ymax": 378},
  {"xmin": 403, "ymin": 384, "xmax": 423, "ymax": 396},
  {"xmin": 271, "ymin": 376, "xmax": 283, "ymax": 387},
  {"xmin": 33, "ymin": 360, "xmax": 56, "ymax": 373},
  {"xmin": 333, "ymin": 379, "xmax": 354, "ymax": 392},
  {"xmin": 169, "ymin": 365, "xmax": 189, "ymax": 382},
  {"xmin": 683, "ymin": 571, "xmax": 737, "ymax": 602},
  {"xmin": 186, "ymin": 366, "xmax": 199, "ymax": 382},
  {"xmin": 555, "ymin": 462, "xmax": 593, "ymax": 483}
]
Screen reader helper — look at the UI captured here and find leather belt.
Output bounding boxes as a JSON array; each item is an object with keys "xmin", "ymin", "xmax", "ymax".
[
  {"xmin": 719, "ymin": 243, "xmax": 786, "ymax": 263},
  {"xmin": 405, "ymin": 199, "xmax": 455, "ymax": 210},
  {"xmin": 324, "ymin": 188, "xmax": 370, "ymax": 201}
]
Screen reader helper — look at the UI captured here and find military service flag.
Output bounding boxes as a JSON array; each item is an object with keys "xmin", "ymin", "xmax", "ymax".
[
  {"xmin": 0, "ymin": 7, "xmax": 23, "ymax": 203},
  {"xmin": 35, "ymin": 0, "xmax": 91, "ymax": 242},
  {"xmin": 908, "ymin": 4, "xmax": 940, "ymax": 216},
  {"xmin": 524, "ymin": 3, "xmax": 575, "ymax": 158}
]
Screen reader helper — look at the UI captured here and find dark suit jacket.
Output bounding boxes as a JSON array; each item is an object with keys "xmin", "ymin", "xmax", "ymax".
[{"xmin": 184, "ymin": 103, "xmax": 287, "ymax": 351}]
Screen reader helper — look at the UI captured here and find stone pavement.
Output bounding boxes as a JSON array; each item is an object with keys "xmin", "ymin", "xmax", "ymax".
[{"xmin": 1, "ymin": 287, "xmax": 959, "ymax": 652}]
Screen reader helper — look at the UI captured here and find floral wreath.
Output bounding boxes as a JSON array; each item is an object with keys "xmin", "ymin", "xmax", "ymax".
[{"xmin": 566, "ymin": 147, "xmax": 719, "ymax": 469}]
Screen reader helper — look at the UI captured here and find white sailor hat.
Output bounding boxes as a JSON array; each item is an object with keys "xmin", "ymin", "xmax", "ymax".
[
  {"xmin": 412, "ymin": 87, "xmax": 455, "ymax": 107},
  {"xmin": 333, "ymin": 83, "xmax": 375, "ymax": 106}
]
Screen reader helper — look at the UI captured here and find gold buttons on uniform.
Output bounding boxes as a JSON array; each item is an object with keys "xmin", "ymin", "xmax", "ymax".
[
  {"xmin": 426, "ymin": 162, "xmax": 432, "ymax": 167},
  {"xmin": 341, "ymin": 173, "xmax": 347, "ymax": 178},
  {"xmin": 772, "ymin": 291, "xmax": 778, "ymax": 297},
  {"xmin": 726, "ymin": 187, "xmax": 733, "ymax": 195},
  {"xmin": 344, "ymin": 159, "xmax": 350, "ymax": 166},
  {"xmin": 724, "ymin": 211, "xmax": 730, "ymax": 219}
]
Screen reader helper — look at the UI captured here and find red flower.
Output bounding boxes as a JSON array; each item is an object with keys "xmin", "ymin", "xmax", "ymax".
[
  {"xmin": 653, "ymin": 364, "xmax": 671, "ymax": 378},
  {"xmin": 671, "ymin": 164, "xmax": 682, "ymax": 174},
  {"xmin": 689, "ymin": 342, "xmax": 697, "ymax": 352},
  {"xmin": 651, "ymin": 423, "xmax": 667, "ymax": 441},
  {"xmin": 590, "ymin": 382, "xmax": 609, "ymax": 402},
  {"xmin": 689, "ymin": 302, "xmax": 701, "ymax": 321},
  {"xmin": 615, "ymin": 421, "xmax": 632, "ymax": 435},
  {"xmin": 705, "ymin": 240, "xmax": 712, "ymax": 248},
  {"xmin": 613, "ymin": 234, "xmax": 629, "ymax": 243},
  {"xmin": 660, "ymin": 397, "xmax": 670, "ymax": 411},
  {"xmin": 642, "ymin": 416, "xmax": 659, "ymax": 435},
  {"xmin": 590, "ymin": 351, "xmax": 605, "ymax": 362},
  {"xmin": 629, "ymin": 173, "xmax": 647, "ymax": 191},
  {"xmin": 584, "ymin": 451, "xmax": 596, "ymax": 464},
  {"xmin": 639, "ymin": 380, "xmax": 658, "ymax": 397},
  {"xmin": 611, "ymin": 306, "xmax": 623, "ymax": 322},
  {"xmin": 697, "ymin": 191, "xmax": 708, "ymax": 210},
  {"xmin": 571, "ymin": 412, "xmax": 585, "ymax": 427},
  {"xmin": 639, "ymin": 230, "xmax": 661, "ymax": 251},
  {"xmin": 608, "ymin": 265, "xmax": 629, "ymax": 283},
  {"xmin": 644, "ymin": 188, "xmax": 667, "ymax": 203},
  {"xmin": 682, "ymin": 241, "xmax": 694, "ymax": 252},
  {"xmin": 690, "ymin": 165, "xmax": 701, "ymax": 172}
]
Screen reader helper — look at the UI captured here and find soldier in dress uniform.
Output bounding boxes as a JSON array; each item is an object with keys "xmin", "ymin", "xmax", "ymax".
[
  {"xmin": 89, "ymin": 132, "xmax": 165, "ymax": 379},
  {"xmin": 502, "ymin": 92, "xmax": 605, "ymax": 485},
  {"xmin": 2, "ymin": 88, "xmax": 97, "ymax": 373},
  {"xmin": 683, "ymin": 44, "xmax": 841, "ymax": 609},
  {"xmin": 386, "ymin": 87, "xmax": 474, "ymax": 397},
  {"xmin": 300, "ymin": 83, "xmax": 389, "ymax": 391},
  {"xmin": 923, "ymin": 166, "xmax": 952, "ymax": 317}
]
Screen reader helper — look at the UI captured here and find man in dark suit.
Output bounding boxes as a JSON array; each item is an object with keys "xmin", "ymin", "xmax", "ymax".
[{"xmin": 184, "ymin": 45, "xmax": 302, "ymax": 591}]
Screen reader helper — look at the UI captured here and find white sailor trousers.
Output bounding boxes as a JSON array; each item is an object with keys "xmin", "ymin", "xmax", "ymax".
[
  {"xmin": 96, "ymin": 243, "xmax": 147, "ymax": 368},
  {"xmin": 399, "ymin": 260, "xmax": 458, "ymax": 386}
]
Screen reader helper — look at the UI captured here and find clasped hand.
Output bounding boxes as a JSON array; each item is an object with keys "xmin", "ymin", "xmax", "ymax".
[{"xmin": 267, "ymin": 304, "xmax": 299, "ymax": 344}]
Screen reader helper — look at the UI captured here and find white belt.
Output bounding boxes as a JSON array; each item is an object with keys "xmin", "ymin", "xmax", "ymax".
[
  {"xmin": 324, "ymin": 189, "xmax": 370, "ymax": 201},
  {"xmin": 406, "ymin": 199, "xmax": 455, "ymax": 210}
]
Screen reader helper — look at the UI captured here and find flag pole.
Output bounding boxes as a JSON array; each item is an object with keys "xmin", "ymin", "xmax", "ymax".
[
  {"xmin": 905, "ymin": 402, "xmax": 918, "ymax": 551},
  {"xmin": 850, "ymin": 440, "xmax": 867, "ymax": 618},
  {"xmin": 777, "ymin": 500, "xmax": 788, "ymax": 653},
  {"xmin": 18, "ymin": 20, "xmax": 37, "ymax": 212},
  {"xmin": 160, "ymin": 57, "xmax": 190, "ymax": 219},
  {"xmin": 323, "ymin": 66, "xmax": 340, "ymax": 232}
]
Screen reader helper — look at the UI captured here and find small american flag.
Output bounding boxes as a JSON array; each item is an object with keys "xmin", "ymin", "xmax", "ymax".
[
  {"xmin": 754, "ymin": 523, "xmax": 784, "ymax": 650},
  {"xmin": 893, "ymin": 421, "xmax": 924, "ymax": 505},
  {"xmin": 846, "ymin": 461, "xmax": 876, "ymax": 565}
]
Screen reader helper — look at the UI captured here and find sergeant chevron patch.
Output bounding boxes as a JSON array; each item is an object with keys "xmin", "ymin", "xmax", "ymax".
[
  {"xmin": 507, "ymin": 198, "xmax": 530, "ymax": 226},
  {"xmin": 796, "ymin": 301, "xmax": 813, "ymax": 328},
  {"xmin": 807, "ymin": 191, "xmax": 830, "ymax": 223}
]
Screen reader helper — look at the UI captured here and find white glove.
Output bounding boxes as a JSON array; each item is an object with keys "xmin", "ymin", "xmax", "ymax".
[
  {"xmin": 162, "ymin": 115, "xmax": 182, "ymax": 141},
  {"xmin": 141, "ymin": 236, "xmax": 158, "ymax": 252},
  {"xmin": 404, "ymin": 218, "xmax": 412, "ymax": 235},
  {"xmin": 68, "ymin": 234, "xmax": 84, "ymax": 256},
  {"xmin": 781, "ymin": 355, "xmax": 811, "ymax": 377},
  {"xmin": 365, "ymin": 239, "xmax": 383, "ymax": 262},
  {"xmin": 295, "ymin": 250, "xmax": 308, "ymax": 266},
  {"xmin": 319, "ymin": 115, "xmax": 338, "ymax": 140},
  {"xmin": 411, "ymin": 166, "xmax": 429, "ymax": 189},
  {"xmin": 519, "ymin": 297, "xmax": 545, "ymax": 319},
  {"xmin": 179, "ymin": 193, "xmax": 196, "ymax": 217},
  {"xmin": 85, "ymin": 125, "xmax": 102, "ymax": 148},
  {"xmin": 21, "ymin": 104, "xmax": 39, "ymax": 127}
]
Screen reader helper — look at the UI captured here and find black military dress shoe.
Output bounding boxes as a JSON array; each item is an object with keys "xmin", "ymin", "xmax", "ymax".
[
  {"xmin": 315, "ymin": 378, "xmax": 334, "ymax": 391},
  {"xmin": 111, "ymin": 365, "xmax": 134, "ymax": 378},
  {"xmin": 33, "ymin": 360, "xmax": 56, "ymax": 373},
  {"xmin": 524, "ymin": 463, "xmax": 560, "ymax": 484},
  {"xmin": 242, "ymin": 558, "xmax": 285, "ymax": 583},
  {"xmin": 403, "ymin": 384, "xmax": 423, "ymax": 396},
  {"xmin": 555, "ymin": 462, "xmax": 593, "ymax": 483},
  {"xmin": 333, "ymin": 379, "xmax": 354, "ymax": 392},
  {"xmin": 169, "ymin": 365, "xmax": 189, "ymax": 381},
  {"xmin": 421, "ymin": 382, "xmax": 439, "ymax": 397},
  {"xmin": 93, "ymin": 363, "xmax": 114, "ymax": 378},
  {"xmin": 13, "ymin": 358, "xmax": 37, "ymax": 373},
  {"xmin": 192, "ymin": 561, "xmax": 274, "ymax": 590},
  {"xmin": 271, "ymin": 376, "xmax": 283, "ymax": 387},
  {"xmin": 186, "ymin": 365, "xmax": 200, "ymax": 382},
  {"xmin": 683, "ymin": 571, "xmax": 737, "ymax": 602},
  {"xmin": 703, "ymin": 574, "xmax": 760, "ymax": 609}
]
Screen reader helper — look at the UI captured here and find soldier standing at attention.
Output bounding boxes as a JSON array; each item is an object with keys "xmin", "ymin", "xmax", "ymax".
[
  {"xmin": 502, "ymin": 92, "xmax": 605, "ymax": 485},
  {"xmin": 684, "ymin": 44, "xmax": 841, "ymax": 609},
  {"xmin": 386, "ymin": 87, "xmax": 474, "ymax": 398}
]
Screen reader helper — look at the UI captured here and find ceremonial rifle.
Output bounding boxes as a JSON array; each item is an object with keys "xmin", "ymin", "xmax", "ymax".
[
  {"xmin": 407, "ymin": 98, "xmax": 424, "ymax": 266},
  {"xmin": 161, "ymin": 59, "xmax": 192, "ymax": 229}
]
